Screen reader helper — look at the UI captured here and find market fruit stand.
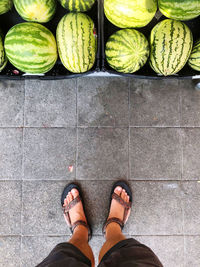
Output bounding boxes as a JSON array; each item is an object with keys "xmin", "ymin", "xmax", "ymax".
[{"xmin": 0, "ymin": 0, "xmax": 200, "ymax": 89}]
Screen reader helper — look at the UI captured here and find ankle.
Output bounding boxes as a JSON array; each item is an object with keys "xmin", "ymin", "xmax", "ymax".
[
  {"xmin": 72, "ymin": 225, "xmax": 88, "ymax": 240},
  {"xmin": 105, "ymin": 222, "xmax": 124, "ymax": 240}
]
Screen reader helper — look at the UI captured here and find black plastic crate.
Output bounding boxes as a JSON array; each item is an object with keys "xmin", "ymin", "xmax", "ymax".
[
  {"xmin": 0, "ymin": 0, "xmax": 101, "ymax": 80},
  {"xmin": 101, "ymin": 0, "xmax": 200, "ymax": 80}
]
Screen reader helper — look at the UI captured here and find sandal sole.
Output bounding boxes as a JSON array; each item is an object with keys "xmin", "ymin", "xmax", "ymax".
[{"xmin": 61, "ymin": 182, "xmax": 92, "ymax": 240}]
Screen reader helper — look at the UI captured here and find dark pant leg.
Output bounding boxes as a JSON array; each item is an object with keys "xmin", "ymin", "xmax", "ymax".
[
  {"xmin": 98, "ymin": 238, "xmax": 163, "ymax": 267},
  {"xmin": 36, "ymin": 242, "xmax": 91, "ymax": 267}
]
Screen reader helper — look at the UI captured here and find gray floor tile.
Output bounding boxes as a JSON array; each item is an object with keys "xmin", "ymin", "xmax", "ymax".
[
  {"xmin": 182, "ymin": 129, "xmax": 200, "ymax": 180},
  {"xmin": 78, "ymin": 77, "xmax": 129, "ymax": 126},
  {"xmin": 130, "ymin": 128, "xmax": 181, "ymax": 180},
  {"xmin": 127, "ymin": 181, "xmax": 184, "ymax": 235},
  {"xmin": 25, "ymin": 80, "xmax": 76, "ymax": 127},
  {"xmin": 0, "ymin": 128, "xmax": 23, "ymax": 180},
  {"xmin": 89, "ymin": 235, "xmax": 104, "ymax": 265},
  {"xmin": 0, "ymin": 236, "xmax": 21, "ymax": 267},
  {"xmin": 180, "ymin": 80, "xmax": 200, "ymax": 126},
  {"xmin": 135, "ymin": 235, "xmax": 184, "ymax": 267},
  {"xmin": 77, "ymin": 180, "xmax": 125, "ymax": 235},
  {"xmin": 184, "ymin": 236, "xmax": 200, "ymax": 267},
  {"xmin": 77, "ymin": 128, "xmax": 129, "ymax": 180},
  {"xmin": 24, "ymin": 128, "xmax": 76, "ymax": 180},
  {"xmin": 22, "ymin": 181, "xmax": 71, "ymax": 235},
  {"xmin": 181, "ymin": 182, "xmax": 200, "ymax": 235},
  {"xmin": 0, "ymin": 80, "xmax": 24, "ymax": 127},
  {"xmin": 130, "ymin": 79, "xmax": 180, "ymax": 126},
  {"xmin": 0, "ymin": 181, "xmax": 21, "ymax": 235},
  {"xmin": 21, "ymin": 236, "xmax": 67, "ymax": 267}
]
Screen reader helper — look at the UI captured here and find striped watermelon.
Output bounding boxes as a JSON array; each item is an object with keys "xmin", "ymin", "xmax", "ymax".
[
  {"xmin": 0, "ymin": 0, "xmax": 13, "ymax": 15},
  {"xmin": 56, "ymin": 13, "xmax": 97, "ymax": 73},
  {"xmin": 5, "ymin": 22, "xmax": 57, "ymax": 74},
  {"xmin": 13, "ymin": 0, "xmax": 56, "ymax": 23},
  {"xmin": 104, "ymin": 0, "xmax": 157, "ymax": 28},
  {"xmin": 0, "ymin": 33, "xmax": 7, "ymax": 71},
  {"xmin": 188, "ymin": 39, "xmax": 200, "ymax": 71},
  {"xmin": 149, "ymin": 19, "xmax": 193, "ymax": 76},
  {"xmin": 58, "ymin": 0, "xmax": 95, "ymax": 12},
  {"xmin": 158, "ymin": 0, "xmax": 200, "ymax": 21},
  {"xmin": 105, "ymin": 29, "xmax": 149, "ymax": 73}
]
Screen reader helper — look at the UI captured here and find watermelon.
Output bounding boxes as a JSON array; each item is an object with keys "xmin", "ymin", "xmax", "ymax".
[
  {"xmin": 56, "ymin": 13, "xmax": 97, "ymax": 73},
  {"xmin": 58, "ymin": 0, "xmax": 95, "ymax": 12},
  {"xmin": 188, "ymin": 39, "xmax": 200, "ymax": 71},
  {"xmin": 0, "ymin": 0, "xmax": 13, "ymax": 15},
  {"xmin": 104, "ymin": 0, "xmax": 157, "ymax": 28},
  {"xmin": 158, "ymin": 0, "xmax": 200, "ymax": 21},
  {"xmin": 149, "ymin": 19, "xmax": 193, "ymax": 76},
  {"xmin": 13, "ymin": 0, "xmax": 56, "ymax": 23},
  {"xmin": 5, "ymin": 22, "xmax": 57, "ymax": 74},
  {"xmin": 105, "ymin": 29, "xmax": 149, "ymax": 73},
  {"xmin": 0, "ymin": 32, "xmax": 7, "ymax": 71}
]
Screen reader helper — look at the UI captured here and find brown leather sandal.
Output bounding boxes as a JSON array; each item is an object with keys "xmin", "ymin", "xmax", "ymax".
[
  {"xmin": 61, "ymin": 183, "xmax": 92, "ymax": 241},
  {"xmin": 102, "ymin": 181, "xmax": 132, "ymax": 235}
]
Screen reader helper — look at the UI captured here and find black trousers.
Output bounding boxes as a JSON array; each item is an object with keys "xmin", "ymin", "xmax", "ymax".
[{"xmin": 37, "ymin": 238, "xmax": 163, "ymax": 267}]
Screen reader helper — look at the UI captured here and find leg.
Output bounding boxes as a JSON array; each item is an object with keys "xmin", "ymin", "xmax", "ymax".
[
  {"xmin": 98, "ymin": 184, "xmax": 163, "ymax": 267},
  {"xmin": 64, "ymin": 189, "xmax": 95, "ymax": 267},
  {"xmin": 37, "ymin": 187, "xmax": 94, "ymax": 267},
  {"xmin": 99, "ymin": 186, "xmax": 130, "ymax": 262}
]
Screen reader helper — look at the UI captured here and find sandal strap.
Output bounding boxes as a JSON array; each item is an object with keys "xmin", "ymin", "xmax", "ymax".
[
  {"xmin": 102, "ymin": 217, "xmax": 124, "ymax": 235},
  {"xmin": 102, "ymin": 192, "xmax": 132, "ymax": 235},
  {"xmin": 63, "ymin": 196, "xmax": 92, "ymax": 241},
  {"xmin": 112, "ymin": 192, "xmax": 131, "ymax": 222},
  {"xmin": 64, "ymin": 195, "xmax": 81, "ymax": 213},
  {"xmin": 72, "ymin": 220, "xmax": 90, "ymax": 233},
  {"xmin": 112, "ymin": 192, "xmax": 131, "ymax": 209},
  {"xmin": 71, "ymin": 220, "xmax": 92, "ymax": 241},
  {"xmin": 63, "ymin": 195, "xmax": 82, "ymax": 227}
]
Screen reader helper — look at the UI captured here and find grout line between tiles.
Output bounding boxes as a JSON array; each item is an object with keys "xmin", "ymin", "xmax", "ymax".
[
  {"xmin": 1, "ymin": 234, "xmax": 199, "ymax": 237},
  {"xmin": 20, "ymin": 127, "xmax": 25, "ymax": 267},
  {"xmin": 1, "ymin": 126, "xmax": 200, "ymax": 129},
  {"xmin": 21, "ymin": 80, "xmax": 26, "ymax": 267},
  {"xmin": 128, "ymin": 78, "xmax": 131, "ymax": 181},
  {"xmin": 179, "ymin": 81, "xmax": 184, "ymax": 182},
  {"xmin": 183, "ymin": 235, "xmax": 186, "ymax": 267},
  {"xmin": 23, "ymin": 80, "xmax": 26, "ymax": 128},
  {"xmin": 180, "ymin": 130, "xmax": 184, "ymax": 182},
  {"xmin": 1, "ymin": 179, "xmax": 198, "ymax": 182},
  {"xmin": 179, "ymin": 80, "xmax": 183, "ymax": 128},
  {"xmin": 75, "ymin": 78, "xmax": 78, "ymax": 181}
]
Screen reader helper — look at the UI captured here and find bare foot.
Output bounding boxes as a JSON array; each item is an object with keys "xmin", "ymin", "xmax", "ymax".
[
  {"xmin": 107, "ymin": 186, "xmax": 131, "ymax": 225},
  {"xmin": 63, "ymin": 188, "xmax": 88, "ymax": 235}
]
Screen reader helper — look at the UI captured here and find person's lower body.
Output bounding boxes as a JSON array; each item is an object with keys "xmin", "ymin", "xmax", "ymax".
[
  {"xmin": 37, "ymin": 181, "xmax": 163, "ymax": 267},
  {"xmin": 37, "ymin": 237, "xmax": 163, "ymax": 267}
]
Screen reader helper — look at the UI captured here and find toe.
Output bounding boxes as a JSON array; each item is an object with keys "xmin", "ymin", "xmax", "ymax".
[
  {"xmin": 67, "ymin": 194, "xmax": 70, "ymax": 204},
  {"xmin": 125, "ymin": 194, "xmax": 129, "ymax": 203},
  {"xmin": 71, "ymin": 188, "xmax": 79, "ymax": 199},
  {"xmin": 68, "ymin": 192, "xmax": 73, "ymax": 202},
  {"xmin": 114, "ymin": 186, "xmax": 122, "ymax": 196},
  {"xmin": 121, "ymin": 189, "xmax": 126, "ymax": 201},
  {"xmin": 63, "ymin": 197, "xmax": 68, "ymax": 206}
]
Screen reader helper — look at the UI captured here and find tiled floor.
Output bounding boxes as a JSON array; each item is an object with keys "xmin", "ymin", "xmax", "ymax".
[{"xmin": 0, "ymin": 77, "xmax": 199, "ymax": 267}]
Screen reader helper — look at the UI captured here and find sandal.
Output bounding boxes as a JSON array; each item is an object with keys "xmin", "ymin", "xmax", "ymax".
[
  {"xmin": 61, "ymin": 183, "xmax": 92, "ymax": 241},
  {"xmin": 102, "ymin": 181, "xmax": 132, "ymax": 235}
]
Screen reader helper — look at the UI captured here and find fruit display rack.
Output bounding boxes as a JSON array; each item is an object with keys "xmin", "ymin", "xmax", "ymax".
[
  {"xmin": 0, "ymin": 0, "xmax": 101, "ymax": 80},
  {"xmin": 100, "ymin": 0, "xmax": 200, "ymax": 89},
  {"xmin": 0, "ymin": 0, "xmax": 200, "ymax": 89}
]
